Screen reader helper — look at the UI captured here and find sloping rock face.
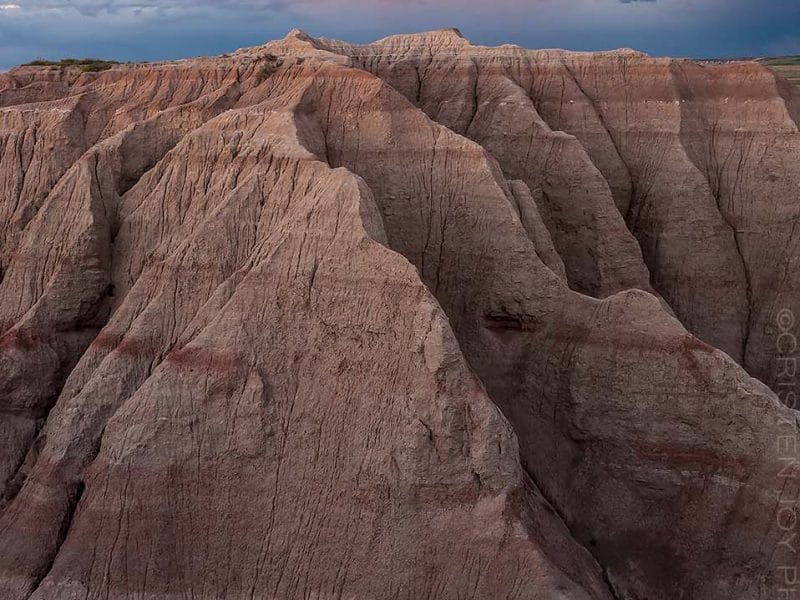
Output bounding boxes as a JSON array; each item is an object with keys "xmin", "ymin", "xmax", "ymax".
[
  {"xmin": 313, "ymin": 29, "xmax": 800, "ymax": 390},
  {"xmin": 0, "ymin": 29, "xmax": 798, "ymax": 600}
]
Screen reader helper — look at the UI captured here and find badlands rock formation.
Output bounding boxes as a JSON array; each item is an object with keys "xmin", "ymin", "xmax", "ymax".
[{"xmin": 0, "ymin": 29, "xmax": 799, "ymax": 600}]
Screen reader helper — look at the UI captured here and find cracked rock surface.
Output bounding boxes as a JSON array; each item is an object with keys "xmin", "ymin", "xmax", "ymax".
[{"xmin": 0, "ymin": 28, "xmax": 799, "ymax": 600}]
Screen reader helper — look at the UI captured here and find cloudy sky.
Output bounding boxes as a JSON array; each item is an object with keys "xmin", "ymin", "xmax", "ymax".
[{"xmin": 1, "ymin": 0, "xmax": 799, "ymax": 70}]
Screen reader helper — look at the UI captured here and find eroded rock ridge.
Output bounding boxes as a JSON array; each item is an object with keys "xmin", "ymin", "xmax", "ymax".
[{"xmin": 0, "ymin": 29, "xmax": 798, "ymax": 600}]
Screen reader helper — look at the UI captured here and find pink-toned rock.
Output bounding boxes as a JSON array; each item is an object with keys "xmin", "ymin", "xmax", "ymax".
[{"xmin": 0, "ymin": 29, "xmax": 798, "ymax": 600}]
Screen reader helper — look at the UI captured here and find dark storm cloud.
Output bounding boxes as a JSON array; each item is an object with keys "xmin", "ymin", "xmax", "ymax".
[{"xmin": 6, "ymin": 0, "xmax": 289, "ymax": 11}]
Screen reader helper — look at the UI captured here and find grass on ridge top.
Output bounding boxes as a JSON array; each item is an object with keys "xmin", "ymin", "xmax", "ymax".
[
  {"xmin": 758, "ymin": 56, "xmax": 800, "ymax": 86},
  {"xmin": 699, "ymin": 55, "xmax": 800, "ymax": 86},
  {"xmin": 21, "ymin": 58, "xmax": 121, "ymax": 73},
  {"xmin": 760, "ymin": 56, "xmax": 800, "ymax": 67}
]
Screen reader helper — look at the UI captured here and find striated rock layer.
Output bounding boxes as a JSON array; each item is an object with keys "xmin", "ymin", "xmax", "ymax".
[{"xmin": 0, "ymin": 29, "xmax": 799, "ymax": 600}]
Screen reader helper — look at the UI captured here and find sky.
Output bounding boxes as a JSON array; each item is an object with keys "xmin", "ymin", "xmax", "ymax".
[{"xmin": 1, "ymin": 0, "xmax": 800, "ymax": 70}]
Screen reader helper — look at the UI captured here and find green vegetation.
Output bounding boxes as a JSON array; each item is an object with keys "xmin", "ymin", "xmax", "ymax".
[
  {"xmin": 21, "ymin": 58, "xmax": 120, "ymax": 73},
  {"xmin": 761, "ymin": 56, "xmax": 800, "ymax": 67},
  {"xmin": 256, "ymin": 53, "xmax": 283, "ymax": 83},
  {"xmin": 759, "ymin": 57, "xmax": 800, "ymax": 86}
]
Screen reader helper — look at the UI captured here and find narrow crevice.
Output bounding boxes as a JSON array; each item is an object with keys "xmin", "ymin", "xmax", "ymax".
[
  {"xmin": 25, "ymin": 479, "xmax": 86, "ymax": 599},
  {"xmin": 117, "ymin": 163, "xmax": 153, "ymax": 197},
  {"xmin": 414, "ymin": 64, "xmax": 423, "ymax": 104},
  {"xmin": 671, "ymin": 63, "xmax": 755, "ymax": 367},
  {"xmin": 600, "ymin": 568, "xmax": 624, "ymax": 600},
  {"xmin": 723, "ymin": 210, "xmax": 754, "ymax": 366},
  {"xmin": 706, "ymin": 131, "xmax": 755, "ymax": 362},
  {"xmin": 560, "ymin": 61, "xmax": 635, "ymax": 217},
  {"xmin": 0, "ymin": 422, "xmax": 45, "ymax": 511},
  {"xmin": 520, "ymin": 466, "xmax": 623, "ymax": 600},
  {"xmin": 464, "ymin": 57, "xmax": 481, "ymax": 135}
]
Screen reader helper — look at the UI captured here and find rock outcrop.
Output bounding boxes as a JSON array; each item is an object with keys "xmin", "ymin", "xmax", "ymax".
[{"xmin": 0, "ymin": 29, "xmax": 798, "ymax": 600}]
